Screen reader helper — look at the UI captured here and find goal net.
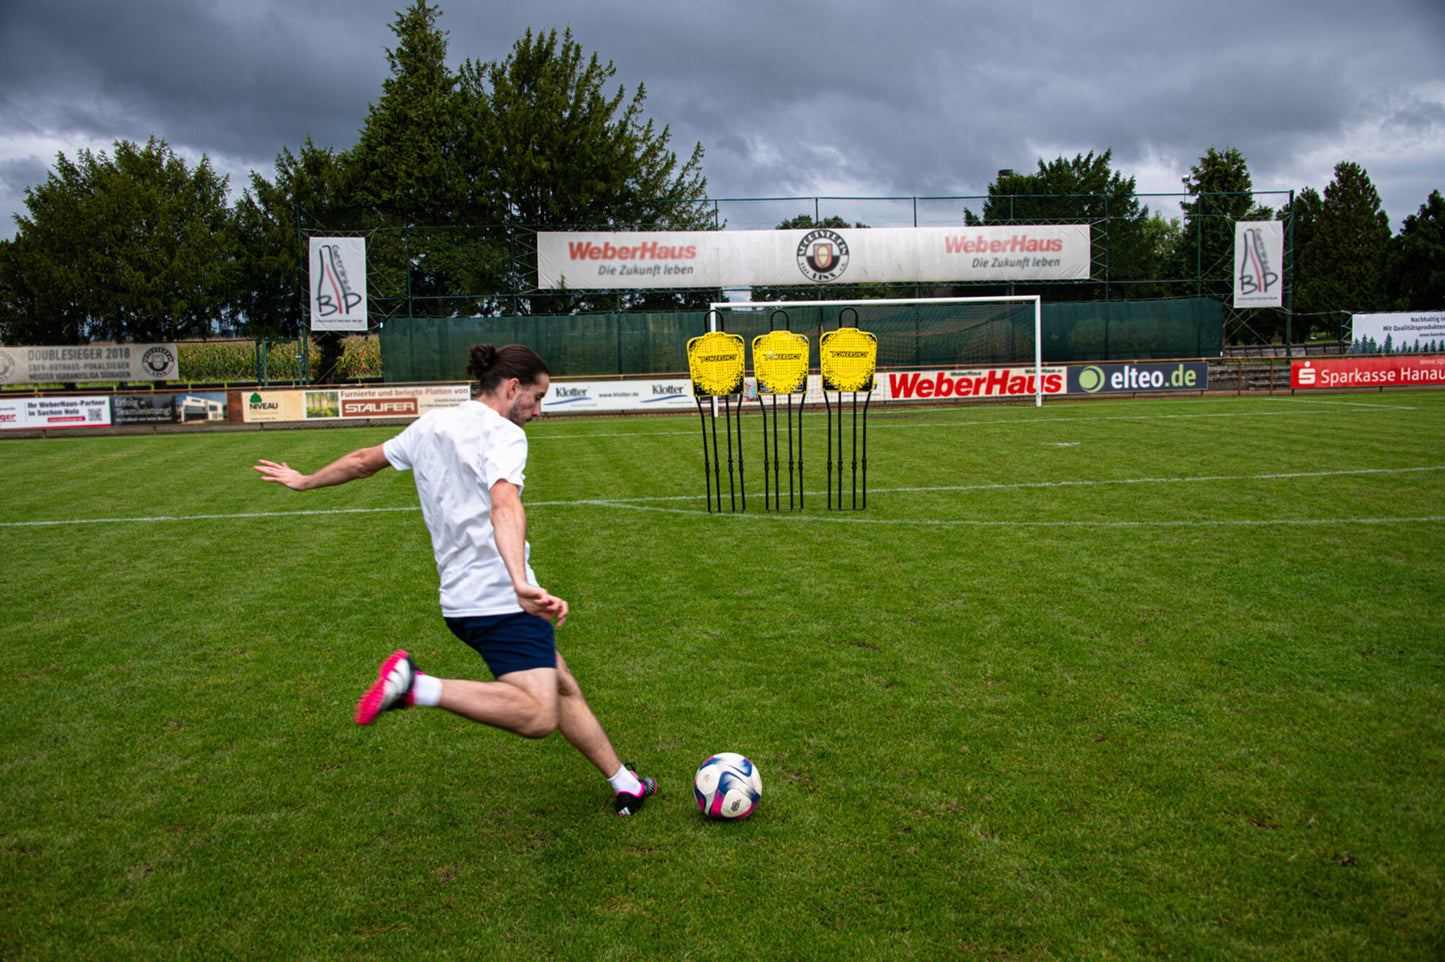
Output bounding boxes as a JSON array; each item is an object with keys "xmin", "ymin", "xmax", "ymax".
[{"xmin": 709, "ymin": 295, "xmax": 1044, "ymax": 405}]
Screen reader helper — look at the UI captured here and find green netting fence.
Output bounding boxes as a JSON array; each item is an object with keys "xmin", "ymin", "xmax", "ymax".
[{"xmin": 379, "ymin": 297, "xmax": 1222, "ymax": 382}]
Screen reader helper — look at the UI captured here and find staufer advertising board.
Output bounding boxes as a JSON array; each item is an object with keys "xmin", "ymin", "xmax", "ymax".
[
  {"xmin": 537, "ymin": 225, "xmax": 1091, "ymax": 290},
  {"xmin": 1292, "ymin": 355, "xmax": 1445, "ymax": 389},
  {"xmin": 242, "ymin": 385, "xmax": 470, "ymax": 423}
]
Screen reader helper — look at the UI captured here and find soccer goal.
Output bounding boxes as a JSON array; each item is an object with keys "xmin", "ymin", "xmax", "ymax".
[{"xmin": 708, "ymin": 295, "xmax": 1045, "ymax": 406}]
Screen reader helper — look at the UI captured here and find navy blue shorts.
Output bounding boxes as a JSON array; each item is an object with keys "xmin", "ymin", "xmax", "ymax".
[{"xmin": 445, "ymin": 612, "xmax": 557, "ymax": 677}]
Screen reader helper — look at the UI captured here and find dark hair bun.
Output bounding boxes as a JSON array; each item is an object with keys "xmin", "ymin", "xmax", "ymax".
[
  {"xmin": 467, "ymin": 343, "xmax": 550, "ymax": 394},
  {"xmin": 466, "ymin": 344, "xmax": 500, "ymax": 381}
]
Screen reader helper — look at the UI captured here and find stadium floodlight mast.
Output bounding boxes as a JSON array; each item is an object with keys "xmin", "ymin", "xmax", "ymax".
[{"xmin": 710, "ymin": 295, "xmax": 1046, "ymax": 407}]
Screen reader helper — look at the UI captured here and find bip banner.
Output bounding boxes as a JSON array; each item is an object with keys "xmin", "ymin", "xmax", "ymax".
[
  {"xmin": 1234, "ymin": 221, "xmax": 1283, "ymax": 308},
  {"xmin": 309, "ymin": 237, "xmax": 367, "ymax": 331}
]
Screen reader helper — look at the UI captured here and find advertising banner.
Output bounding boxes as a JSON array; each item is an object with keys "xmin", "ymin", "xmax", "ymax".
[
  {"xmin": 111, "ymin": 392, "xmax": 228, "ymax": 425},
  {"xmin": 537, "ymin": 225, "xmax": 1092, "ymax": 290},
  {"xmin": 241, "ymin": 384, "xmax": 470, "ymax": 423},
  {"xmin": 309, "ymin": 237, "xmax": 368, "ymax": 331},
  {"xmin": 1067, "ymin": 362, "xmax": 1209, "ymax": 395},
  {"xmin": 0, "ymin": 344, "xmax": 178, "ymax": 385},
  {"xmin": 541, "ymin": 377, "xmax": 694, "ymax": 414},
  {"xmin": 1233, "ymin": 220, "xmax": 1283, "ymax": 308},
  {"xmin": 881, "ymin": 366, "xmax": 1066, "ymax": 401},
  {"xmin": 0, "ymin": 395, "xmax": 112, "ymax": 430},
  {"xmin": 1292, "ymin": 355, "xmax": 1445, "ymax": 389},
  {"xmin": 1349, "ymin": 311, "xmax": 1445, "ymax": 354}
]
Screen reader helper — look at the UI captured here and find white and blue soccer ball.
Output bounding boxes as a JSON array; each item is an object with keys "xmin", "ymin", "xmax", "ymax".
[{"xmin": 694, "ymin": 752, "xmax": 762, "ymax": 820}]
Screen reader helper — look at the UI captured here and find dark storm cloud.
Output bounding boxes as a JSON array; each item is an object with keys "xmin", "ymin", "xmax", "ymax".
[{"xmin": 1, "ymin": 0, "xmax": 1441, "ymax": 237}]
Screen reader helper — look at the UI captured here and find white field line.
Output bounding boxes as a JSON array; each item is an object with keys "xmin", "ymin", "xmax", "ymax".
[
  {"xmin": 4, "ymin": 465, "xmax": 1441, "ymax": 529},
  {"xmin": 573, "ymin": 503, "xmax": 1445, "ymax": 528},
  {"xmin": 526, "ymin": 400, "xmax": 1416, "ymax": 440},
  {"xmin": 1, "ymin": 506, "xmax": 421, "ymax": 528}
]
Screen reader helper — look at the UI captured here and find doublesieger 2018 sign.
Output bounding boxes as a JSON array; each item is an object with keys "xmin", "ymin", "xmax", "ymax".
[{"xmin": 0, "ymin": 344, "xmax": 178, "ymax": 385}]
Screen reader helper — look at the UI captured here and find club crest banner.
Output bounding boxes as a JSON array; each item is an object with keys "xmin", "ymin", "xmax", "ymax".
[
  {"xmin": 537, "ymin": 225, "xmax": 1092, "ymax": 289},
  {"xmin": 1233, "ymin": 221, "xmax": 1283, "ymax": 308}
]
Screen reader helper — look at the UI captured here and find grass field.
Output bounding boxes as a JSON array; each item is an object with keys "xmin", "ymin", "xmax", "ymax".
[{"xmin": 3, "ymin": 392, "xmax": 1443, "ymax": 960}]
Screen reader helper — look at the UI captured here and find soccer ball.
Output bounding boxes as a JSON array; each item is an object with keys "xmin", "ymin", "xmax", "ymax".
[{"xmin": 694, "ymin": 753, "xmax": 762, "ymax": 820}]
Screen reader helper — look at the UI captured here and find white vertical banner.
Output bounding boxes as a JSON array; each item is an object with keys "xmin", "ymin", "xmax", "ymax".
[
  {"xmin": 309, "ymin": 237, "xmax": 368, "ymax": 331},
  {"xmin": 1233, "ymin": 220, "xmax": 1283, "ymax": 308}
]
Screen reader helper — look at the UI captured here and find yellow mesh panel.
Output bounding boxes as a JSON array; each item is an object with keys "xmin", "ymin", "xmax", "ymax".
[
  {"xmin": 820, "ymin": 328, "xmax": 877, "ymax": 392},
  {"xmin": 751, "ymin": 330, "xmax": 809, "ymax": 394},
  {"xmin": 687, "ymin": 331, "xmax": 746, "ymax": 397}
]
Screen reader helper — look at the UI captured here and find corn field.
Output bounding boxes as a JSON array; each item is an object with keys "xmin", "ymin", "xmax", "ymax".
[{"xmin": 175, "ymin": 335, "xmax": 381, "ymax": 384}]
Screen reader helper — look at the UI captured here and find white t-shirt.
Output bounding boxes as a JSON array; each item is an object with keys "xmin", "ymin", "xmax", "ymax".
[{"xmin": 382, "ymin": 400, "xmax": 537, "ymax": 617}]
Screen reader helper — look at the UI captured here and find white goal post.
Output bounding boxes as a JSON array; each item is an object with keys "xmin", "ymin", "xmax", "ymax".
[{"xmin": 709, "ymin": 295, "xmax": 1046, "ymax": 407}]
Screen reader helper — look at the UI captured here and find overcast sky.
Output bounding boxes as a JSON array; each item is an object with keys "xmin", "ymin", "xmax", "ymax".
[{"xmin": 1, "ymin": 0, "xmax": 1442, "ymax": 241}]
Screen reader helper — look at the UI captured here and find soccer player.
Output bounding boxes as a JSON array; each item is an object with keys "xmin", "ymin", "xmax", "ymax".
[{"xmin": 253, "ymin": 344, "xmax": 657, "ymax": 816}]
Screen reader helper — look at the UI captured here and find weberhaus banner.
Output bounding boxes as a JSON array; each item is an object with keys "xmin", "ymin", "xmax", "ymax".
[{"xmin": 537, "ymin": 225, "xmax": 1092, "ymax": 290}]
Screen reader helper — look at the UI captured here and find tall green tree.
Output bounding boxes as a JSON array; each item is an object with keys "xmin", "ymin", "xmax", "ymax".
[
  {"xmin": 965, "ymin": 150, "xmax": 1158, "ymax": 298},
  {"xmin": 1385, "ymin": 189, "xmax": 1445, "ymax": 310},
  {"xmin": 1173, "ymin": 146, "xmax": 1273, "ymax": 292},
  {"xmin": 1279, "ymin": 187, "xmax": 1329, "ymax": 340},
  {"xmin": 349, "ymin": 0, "xmax": 464, "ymax": 223},
  {"xmin": 345, "ymin": 0, "xmax": 487, "ymax": 320},
  {"xmin": 234, "ymin": 140, "xmax": 353, "ymax": 337},
  {"xmin": 0, "ymin": 137, "xmax": 238, "ymax": 345},
  {"xmin": 1297, "ymin": 162, "xmax": 1392, "ymax": 316},
  {"xmin": 458, "ymin": 26, "xmax": 712, "ymax": 312}
]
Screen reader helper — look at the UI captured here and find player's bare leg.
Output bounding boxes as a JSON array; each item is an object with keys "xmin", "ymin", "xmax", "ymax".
[
  {"xmin": 434, "ymin": 667, "xmax": 560, "ymax": 739},
  {"xmin": 549, "ymin": 650, "xmax": 656, "ymax": 814},
  {"xmin": 356, "ymin": 650, "xmax": 655, "ymax": 814},
  {"xmin": 550, "ymin": 650, "xmax": 622, "ymax": 775}
]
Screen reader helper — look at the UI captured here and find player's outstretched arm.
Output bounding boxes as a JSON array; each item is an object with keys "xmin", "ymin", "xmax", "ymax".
[
  {"xmin": 254, "ymin": 445, "xmax": 390, "ymax": 491},
  {"xmin": 490, "ymin": 479, "xmax": 569, "ymax": 626}
]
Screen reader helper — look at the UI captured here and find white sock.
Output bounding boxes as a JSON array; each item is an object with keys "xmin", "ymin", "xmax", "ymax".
[
  {"xmin": 412, "ymin": 673, "xmax": 443, "ymax": 707},
  {"xmin": 608, "ymin": 764, "xmax": 642, "ymax": 796}
]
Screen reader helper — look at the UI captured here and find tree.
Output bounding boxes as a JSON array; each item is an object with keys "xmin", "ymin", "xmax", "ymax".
[
  {"xmin": 457, "ymin": 27, "xmax": 712, "ymax": 312},
  {"xmin": 1279, "ymin": 187, "xmax": 1327, "ymax": 339},
  {"xmin": 345, "ymin": 0, "xmax": 486, "ymax": 321},
  {"xmin": 234, "ymin": 140, "xmax": 353, "ymax": 337},
  {"xmin": 1141, "ymin": 212, "xmax": 1183, "ymax": 281},
  {"xmin": 964, "ymin": 150, "xmax": 1157, "ymax": 298},
  {"xmin": 1173, "ymin": 146, "xmax": 1273, "ymax": 289},
  {"xmin": 0, "ymin": 137, "xmax": 238, "ymax": 345},
  {"xmin": 350, "ymin": 1, "xmax": 464, "ymax": 223},
  {"xmin": 1386, "ymin": 189, "xmax": 1445, "ymax": 310},
  {"xmin": 1298, "ymin": 162, "xmax": 1392, "ymax": 316}
]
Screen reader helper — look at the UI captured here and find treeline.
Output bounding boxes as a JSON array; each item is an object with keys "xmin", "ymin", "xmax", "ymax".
[
  {"xmin": 0, "ymin": 1, "xmax": 711, "ymax": 357},
  {"xmin": 0, "ymin": 1, "xmax": 1440, "ymax": 352},
  {"xmin": 757, "ymin": 150, "xmax": 1442, "ymax": 344}
]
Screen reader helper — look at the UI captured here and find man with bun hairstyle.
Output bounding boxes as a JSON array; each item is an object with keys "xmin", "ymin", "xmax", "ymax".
[{"xmin": 254, "ymin": 344, "xmax": 656, "ymax": 816}]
